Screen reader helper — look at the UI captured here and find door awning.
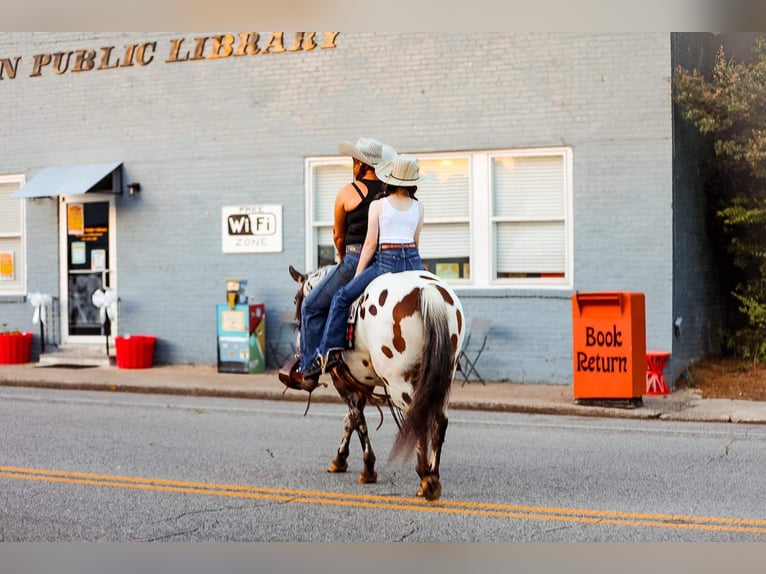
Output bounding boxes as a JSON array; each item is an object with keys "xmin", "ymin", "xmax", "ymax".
[{"xmin": 11, "ymin": 161, "xmax": 123, "ymax": 199}]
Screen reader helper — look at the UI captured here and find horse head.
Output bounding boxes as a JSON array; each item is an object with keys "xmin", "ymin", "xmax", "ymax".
[
  {"xmin": 288, "ymin": 265, "xmax": 308, "ymax": 325},
  {"xmin": 288, "ymin": 264, "xmax": 336, "ymax": 327}
]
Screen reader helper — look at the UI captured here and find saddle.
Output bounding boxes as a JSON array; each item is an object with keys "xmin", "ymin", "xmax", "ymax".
[{"xmin": 278, "ymin": 300, "xmax": 360, "ymax": 392}]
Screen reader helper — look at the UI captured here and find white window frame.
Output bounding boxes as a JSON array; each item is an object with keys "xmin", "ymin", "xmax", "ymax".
[
  {"xmin": 0, "ymin": 173, "xmax": 26, "ymax": 296},
  {"xmin": 484, "ymin": 146, "xmax": 573, "ymax": 289},
  {"xmin": 305, "ymin": 146, "xmax": 573, "ymax": 290},
  {"xmin": 304, "ymin": 155, "xmax": 352, "ymax": 271}
]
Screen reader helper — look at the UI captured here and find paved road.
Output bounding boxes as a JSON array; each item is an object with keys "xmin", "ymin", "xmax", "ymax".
[{"xmin": 3, "ymin": 387, "xmax": 766, "ymax": 542}]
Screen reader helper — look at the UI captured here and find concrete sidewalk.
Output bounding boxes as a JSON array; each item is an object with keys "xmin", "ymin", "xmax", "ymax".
[{"xmin": 1, "ymin": 362, "xmax": 766, "ymax": 424}]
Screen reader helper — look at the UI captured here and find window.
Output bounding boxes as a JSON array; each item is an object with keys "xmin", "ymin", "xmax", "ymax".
[
  {"xmin": 306, "ymin": 158, "xmax": 350, "ymax": 268},
  {"xmin": 0, "ymin": 174, "xmax": 25, "ymax": 294},
  {"xmin": 305, "ymin": 146, "xmax": 572, "ymax": 288},
  {"xmin": 490, "ymin": 151, "xmax": 570, "ymax": 283}
]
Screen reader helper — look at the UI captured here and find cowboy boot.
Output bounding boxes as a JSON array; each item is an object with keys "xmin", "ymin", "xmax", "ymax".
[{"xmin": 303, "ymin": 349, "xmax": 343, "ymax": 379}]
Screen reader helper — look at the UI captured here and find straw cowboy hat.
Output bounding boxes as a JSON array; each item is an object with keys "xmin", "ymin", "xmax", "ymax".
[
  {"xmin": 374, "ymin": 154, "xmax": 423, "ymax": 187},
  {"xmin": 338, "ymin": 137, "xmax": 396, "ymax": 167}
]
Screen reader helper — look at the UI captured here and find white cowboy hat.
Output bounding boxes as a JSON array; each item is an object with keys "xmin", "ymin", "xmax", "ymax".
[
  {"xmin": 338, "ymin": 137, "xmax": 396, "ymax": 167},
  {"xmin": 374, "ymin": 154, "xmax": 423, "ymax": 187}
]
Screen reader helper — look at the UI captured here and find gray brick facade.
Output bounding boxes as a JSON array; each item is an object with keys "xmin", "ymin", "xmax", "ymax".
[{"xmin": 0, "ymin": 32, "xmax": 721, "ymax": 385}]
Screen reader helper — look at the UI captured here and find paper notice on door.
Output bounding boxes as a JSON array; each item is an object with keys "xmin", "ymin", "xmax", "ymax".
[
  {"xmin": 0, "ymin": 251, "xmax": 14, "ymax": 281},
  {"xmin": 71, "ymin": 241, "xmax": 86, "ymax": 265},
  {"xmin": 67, "ymin": 204, "xmax": 84, "ymax": 235},
  {"xmin": 91, "ymin": 249, "xmax": 106, "ymax": 271}
]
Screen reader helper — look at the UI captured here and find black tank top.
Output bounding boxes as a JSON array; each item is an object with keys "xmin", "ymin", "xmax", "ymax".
[{"xmin": 345, "ymin": 179, "xmax": 383, "ymax": 245}]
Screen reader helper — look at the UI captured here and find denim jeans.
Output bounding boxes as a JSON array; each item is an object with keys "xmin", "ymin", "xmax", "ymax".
[
  {"xmin": 299, "ymin": 252, "xmax": 359, "ymax": 371},
  {"xmin": 317, "ymin": 246, "xmax": 422, "ymax": 356}
]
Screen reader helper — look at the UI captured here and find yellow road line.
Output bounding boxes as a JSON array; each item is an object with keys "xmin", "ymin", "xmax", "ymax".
[{"xmin": 2, "ymin": 466, "xmax": 765, "ymax": 535}]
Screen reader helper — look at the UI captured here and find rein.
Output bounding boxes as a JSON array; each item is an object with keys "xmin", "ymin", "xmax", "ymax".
[{"xmin": 333, "ymin": 363, "xmax": 401, "ymax": 431}]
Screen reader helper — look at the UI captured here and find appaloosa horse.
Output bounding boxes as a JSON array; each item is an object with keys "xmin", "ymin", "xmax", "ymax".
[{"xmin": 284, "ymin": 265, "xmax": 464, "ymax": 501}]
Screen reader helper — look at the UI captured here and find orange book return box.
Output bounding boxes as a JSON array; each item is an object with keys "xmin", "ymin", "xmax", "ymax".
[{"xmin": 572, "ymin": 291, "xmax": 646, "ymax": 400}]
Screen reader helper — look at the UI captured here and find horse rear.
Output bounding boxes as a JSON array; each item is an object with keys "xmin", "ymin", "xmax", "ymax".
[
  {"xmin": 287, "ymin": 267, "xmax": 464, "ymax": 500},
  {"xmin": 360, "ymin": 270, "xmax": 464, "ymax": 500}
]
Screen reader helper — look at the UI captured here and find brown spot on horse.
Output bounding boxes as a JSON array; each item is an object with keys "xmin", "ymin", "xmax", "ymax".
[
  {"xmin": 435, "ymin": 284, "xmax": 454, "ymax": 306},
  {"xmin": 392, "ymin": 288, "xmax": 421, "ymax": 353}
]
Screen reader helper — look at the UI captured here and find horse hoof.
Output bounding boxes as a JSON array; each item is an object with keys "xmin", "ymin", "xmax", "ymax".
[
  {"xmin": 358, "ymin": 470, "xmax": 377, "ymax": 484},
  {"xmin": 419, "ymin": 476, "xmax": 442, "ymax": 501},
  {"xmin": 327, "ymin": 460, "xmax": 348, "ymax": 473}
]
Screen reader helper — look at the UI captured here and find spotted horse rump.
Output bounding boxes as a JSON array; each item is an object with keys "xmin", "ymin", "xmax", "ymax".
[{"xmin": 286, "ymin": 266, "xmax": 465, "ymax": 501}]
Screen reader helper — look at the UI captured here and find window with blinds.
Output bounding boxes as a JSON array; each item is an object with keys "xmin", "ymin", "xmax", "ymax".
[
  {"xmin": 0, "ymin": 175, "xmax": 25, "ymax": 293},
  {"xmin": 417, "ymin": 156, "xmax": 471, "ymax": 279},
  {"xmin": 491, "ymin": 153, "xmax": 567, "ymax": 279},
  {"xmin": 311, "ymin": 160, "xmax": 353, "ymax": 266},
  {"xmin": 306, "ymin": 147, "xmax": 572, "ymax": 288}
]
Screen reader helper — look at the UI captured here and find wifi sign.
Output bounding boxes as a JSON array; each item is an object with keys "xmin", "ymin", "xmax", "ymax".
[
  {"xmin": 221, "ymin": 205, "xmax": 282, "ymax": 254},
  {"xmin": 227, "ymin": 214, "xmax": 254, "ymax": 235}
]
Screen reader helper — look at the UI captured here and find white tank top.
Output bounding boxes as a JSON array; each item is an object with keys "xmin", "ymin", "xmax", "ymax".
[{"xmin": 378, "ymin": 196, "xmax": 420, "ymax": 244}]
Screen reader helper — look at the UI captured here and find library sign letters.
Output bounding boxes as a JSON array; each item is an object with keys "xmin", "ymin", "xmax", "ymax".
[{"xmin": 0, "ymin": 33, "xmax": 340, "ymax": 81}]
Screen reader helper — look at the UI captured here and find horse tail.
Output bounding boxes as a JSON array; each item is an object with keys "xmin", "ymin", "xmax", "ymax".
[{"xmin": 391, "ymin": 282, "xmax": 455, "ymax": 461}]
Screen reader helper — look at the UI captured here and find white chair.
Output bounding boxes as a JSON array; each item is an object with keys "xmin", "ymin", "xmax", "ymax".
[
  {"xmin": 269, "ymin": 309, "xmax": 299, "ymax": 367},
  {"xmin": 458, "ymin": 318, "xmax": 491, "ymax": 386}
]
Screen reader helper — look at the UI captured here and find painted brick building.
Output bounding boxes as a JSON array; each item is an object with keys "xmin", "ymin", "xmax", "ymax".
[{"xmin": 0, "ymin": 32, "xmax": 726, "ymax": 385}]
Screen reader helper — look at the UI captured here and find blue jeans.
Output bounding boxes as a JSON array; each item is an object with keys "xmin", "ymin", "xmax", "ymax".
[
  {"xmin": 299, "ymin": 252, "xmax": 359, "ymax": 371},
  {"xmin": 316, "ymin": 246, "xmax": 422, "ymax": 356}
]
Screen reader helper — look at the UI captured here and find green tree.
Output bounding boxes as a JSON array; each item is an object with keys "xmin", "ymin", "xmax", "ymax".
[{"xmin": 674, "ymin": 35, "xmax": 766, "ymax": 363}]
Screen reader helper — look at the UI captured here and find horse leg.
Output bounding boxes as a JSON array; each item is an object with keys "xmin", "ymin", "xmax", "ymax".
[
  {"xmin": 353, "ymin": 401, "xmax": 377, "ymax": 484},
  {"xmin": 328, "ymin": 396, "xmax": 377, "ymax": 483},
  {"xmin": 327, "ymin": 409, "xmax": 353, "ymax": 473},
  {"xmin": 416, "ymin": 413, "xmax": 448, "ymax": 501},
  {"xmin": 415, "ymin": 440, "xmax": 429, "ymax": 498}
]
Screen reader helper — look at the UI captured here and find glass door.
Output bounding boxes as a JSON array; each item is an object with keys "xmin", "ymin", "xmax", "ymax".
[{"xmin": 59, "ymin": 194, "xmax": 117, "ymax": 344}]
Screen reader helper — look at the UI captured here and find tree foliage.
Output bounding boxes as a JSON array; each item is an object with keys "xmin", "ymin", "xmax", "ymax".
[{"xmin": 674, "ymin": 35, "xmax": 766, "ymax": 363}]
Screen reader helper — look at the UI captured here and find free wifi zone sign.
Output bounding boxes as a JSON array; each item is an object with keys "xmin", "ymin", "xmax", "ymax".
[{"xmin": 221, "ymin": 205, "xmax": 283, "ymax": 253}]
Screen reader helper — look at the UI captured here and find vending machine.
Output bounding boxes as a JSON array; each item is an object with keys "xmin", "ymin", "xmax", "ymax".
[{"xmin": 216, "ymin": 279, "xmax": 266, "ymax": 374}]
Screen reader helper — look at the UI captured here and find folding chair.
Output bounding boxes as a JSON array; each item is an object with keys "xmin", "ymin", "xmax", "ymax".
[
  {"xmin": 268, "ymin": 309, "xmax": 299, "ymax": 367},
  {"xmin": 458, "ymin": 317, "xmax": 491, "ymax": 386}
]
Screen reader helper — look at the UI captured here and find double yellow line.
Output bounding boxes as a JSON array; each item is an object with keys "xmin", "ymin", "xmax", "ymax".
[{"xmin": 2, "ymin": 465, "xmax": 765, "ymax": 536}]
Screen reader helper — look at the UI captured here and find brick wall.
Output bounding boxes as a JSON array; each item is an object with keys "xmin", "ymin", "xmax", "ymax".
[
  {"xmin": 0, "ymin": 33, "xmax": 705, "ymax": 383},
  {"xmin": 670, "ymin": 32, "xmax": 722, "ymax": 386}
]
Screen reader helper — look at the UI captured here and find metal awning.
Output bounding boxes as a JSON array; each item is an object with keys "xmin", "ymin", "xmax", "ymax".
[{"xmin": 11, "ymin": 162, "xmax": 123, "ymax": 199}]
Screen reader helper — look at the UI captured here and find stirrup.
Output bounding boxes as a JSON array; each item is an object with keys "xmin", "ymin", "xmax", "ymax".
[
  {"xmin": 278, "ymin": 355, "xmax": 320, "ymax": 392},
  {"xmin": 325, "ymin": 349, "xmax": 343, "ymax": 371},
  {"xmin": 278, "ymin": 355, "xmax": 300, "ymax": 385}
]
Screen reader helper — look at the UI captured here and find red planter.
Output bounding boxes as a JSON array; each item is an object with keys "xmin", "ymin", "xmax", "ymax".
[
  {"xmin": 115, "ymin": 335, "xmax": 156, "ymax": 369},
  {"xmin": 0, "ymin": 332, "xmax": 33, "ymax": 364}
]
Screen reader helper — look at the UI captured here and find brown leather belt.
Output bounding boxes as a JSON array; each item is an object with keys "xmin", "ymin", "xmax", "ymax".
[
  {"xmin": 345, "ymin": 244, "xmax": 362, "ymax": 254},
  {"xmin": 379, "ymin": 243, "xmax": 417, "ymax": 250}
]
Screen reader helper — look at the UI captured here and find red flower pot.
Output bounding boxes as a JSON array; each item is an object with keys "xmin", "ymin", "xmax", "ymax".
[
  {"xmin": 115, "ymin": 335, "xmax": 156, "ymax": 369},
  {"xmin": 0, "ymin": 332, "xmax": 33, "ymax": 364}
]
